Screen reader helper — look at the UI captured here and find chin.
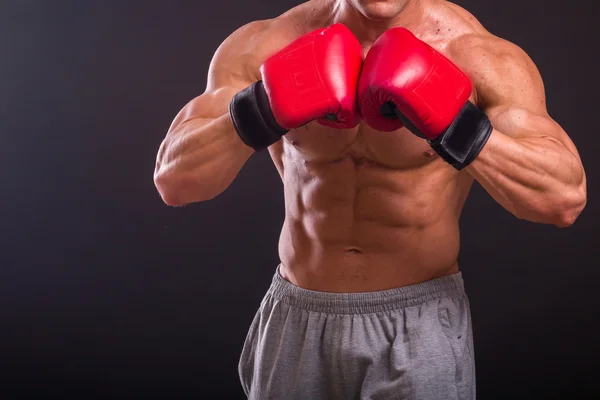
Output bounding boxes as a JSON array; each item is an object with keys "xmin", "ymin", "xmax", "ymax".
[{"xmin": 354, "ymin": 0, "xmax": 409, "ymax": 20}]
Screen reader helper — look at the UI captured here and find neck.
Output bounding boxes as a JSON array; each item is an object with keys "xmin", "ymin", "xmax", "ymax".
[{"xmin": 332, "ymin": 0, "xmax": 427, "ymax": 45}]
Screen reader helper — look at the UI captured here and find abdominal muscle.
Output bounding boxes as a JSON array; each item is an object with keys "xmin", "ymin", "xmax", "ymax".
[{"xmin": 273, "ymin": 124, "xmax": 471, "ymax": 293}]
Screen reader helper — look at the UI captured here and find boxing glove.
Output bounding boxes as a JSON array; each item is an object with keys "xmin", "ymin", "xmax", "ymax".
[
  {"xmin": 358, "ymin": 28, "xmax": 493, "ymax": 170},
  {"xmin": 230, "ymin": 23, "xmax": 363, "ymax": 151}
]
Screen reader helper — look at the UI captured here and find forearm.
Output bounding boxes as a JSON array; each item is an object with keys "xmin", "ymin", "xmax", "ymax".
[
  {"xmin": 154, "ymin": 113, "xmax": 254, "ymax": 205},
  {"xmin": 466, "ymin": 130, "xmax": 586, "ymax": 226}
]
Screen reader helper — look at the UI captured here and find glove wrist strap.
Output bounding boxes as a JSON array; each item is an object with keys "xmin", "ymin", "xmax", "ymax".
[
  {"xmin": 229, "ymin": 81, "xmax": 288, "ymax": 151},
  {"xmin": 428, "ymin": 101, "xmax": 493, "ymax": 171}
]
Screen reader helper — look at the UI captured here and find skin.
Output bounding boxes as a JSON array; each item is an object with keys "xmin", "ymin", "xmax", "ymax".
[{"xmin": 154, "ymin": 0, "xmax": 587, "ymax": 292}]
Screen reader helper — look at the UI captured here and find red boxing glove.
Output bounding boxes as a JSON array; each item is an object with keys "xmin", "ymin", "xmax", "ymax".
[
  {"xmin": 358, "ymin": 28, "xmax": 492, "ymax": 169},
  {"xmin": 230, "ymin": 24, "xmax": 363, "ymax": 151},
  {"xmin": 262, "ymin": 23, "xmax": 363, "ymax": 129}
]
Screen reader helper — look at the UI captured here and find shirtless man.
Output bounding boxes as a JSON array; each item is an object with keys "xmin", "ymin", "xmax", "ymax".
[{"xmin": 153, "ymin": 0, "xmax": 586, "ymax": 398}]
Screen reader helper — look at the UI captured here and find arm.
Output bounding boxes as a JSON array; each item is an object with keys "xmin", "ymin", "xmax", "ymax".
[
  {"xmin": 153, "ymin": 21, "xmax": 268, "ymax": 206},
  {"xmin": 457, "ymin": 37, "xmax": 586, "ymax": 227}
]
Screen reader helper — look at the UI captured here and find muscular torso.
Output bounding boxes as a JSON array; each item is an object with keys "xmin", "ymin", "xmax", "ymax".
[{"xmin": 245, "ymin": 0, "xmax": 487, "ymax": 292}]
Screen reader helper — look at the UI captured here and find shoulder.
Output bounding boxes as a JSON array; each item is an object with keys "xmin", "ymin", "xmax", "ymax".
[
  {"xmin": 206, "ymin": 19, "xmax": 280, "ymax": 89},
  {"xmin": 449, "ymin": 33, "xmax": 545, "ymax": 112},
  {"xmin": 207, "ymin": 0, "xmax": 330, "ymax": 89},
  {"xmin": 434, "ymin": 2, "xmax": 545, "ymax": 111}
]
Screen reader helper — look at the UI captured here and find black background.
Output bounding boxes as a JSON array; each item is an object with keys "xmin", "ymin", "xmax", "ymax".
[{"xmin": 1, "ymin": 0, "xmax": 599, "ymax": 398}]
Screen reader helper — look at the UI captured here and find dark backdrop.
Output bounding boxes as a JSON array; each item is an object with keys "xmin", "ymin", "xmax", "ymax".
[{"xmin": 1, "ymin": 0, "xmax": 599, "ymax": 398}]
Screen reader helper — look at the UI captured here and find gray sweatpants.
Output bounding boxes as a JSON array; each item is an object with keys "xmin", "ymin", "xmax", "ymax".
[{"xmin": 239, "ymin": 267, "xmax": 475, "ymax": 400}]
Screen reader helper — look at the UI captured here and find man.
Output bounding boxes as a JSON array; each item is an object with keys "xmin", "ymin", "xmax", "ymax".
[{"xmin": 154, "ymin": 0, "xmax": 586, "ymax": 398}]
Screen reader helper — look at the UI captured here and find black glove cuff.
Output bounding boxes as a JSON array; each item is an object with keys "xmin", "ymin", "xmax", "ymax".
[
  {"xmin": 428, "ymin": 101, "xmax": 493, "ymax": 170},
  {"xmin": 229, "ymin": 81, "xmax": 288, "ymax": 151}
]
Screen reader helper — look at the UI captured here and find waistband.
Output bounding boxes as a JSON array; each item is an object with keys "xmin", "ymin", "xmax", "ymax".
[{"xmin": 268, "ymin": 267, "xmax": 466, "ymax": 315}]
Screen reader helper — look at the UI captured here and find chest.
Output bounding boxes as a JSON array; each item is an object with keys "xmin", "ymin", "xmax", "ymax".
[{"xmin": 283, "ymin": 122, "xmax": 438, "ymax": 169}]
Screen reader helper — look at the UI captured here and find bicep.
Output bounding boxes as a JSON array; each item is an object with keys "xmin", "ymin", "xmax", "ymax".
[
  {"xmin": 169, "ymin": 87, "xmax": 242, "ymax": 132},
  {"xmin": 487, "ymin": 104, "xmax": 579, "ymax": 158}
]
